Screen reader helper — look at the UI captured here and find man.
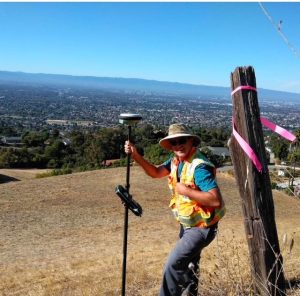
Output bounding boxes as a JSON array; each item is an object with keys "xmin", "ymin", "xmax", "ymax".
[{"xmin": 124, "ymin": 123, "xmax": 225, "ymax": 296}]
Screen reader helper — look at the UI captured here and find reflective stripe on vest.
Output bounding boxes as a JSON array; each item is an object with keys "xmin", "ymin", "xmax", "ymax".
[{"xmin": 168, "ymin": 149, "xmax": 225, "ymax": 228}]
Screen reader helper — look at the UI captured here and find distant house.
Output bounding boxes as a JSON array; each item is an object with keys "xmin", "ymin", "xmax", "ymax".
[
  {"xmin": 62, "ymin": 138, "xmax": 71, "ymax": 146},
  {"xmin": 43, "ymin": 138, "xmax": 71, "ymax": 146},
  {"xmin": 205, "ymin": 146, "xmax": 231, "ymax": 160},
  {"xmin": 101, "ymin": 159, "xmax": 120, "ymax": 167},
  {"xmin": 0, "ymin": 136, "xmax": 23, "ymax": 146}
]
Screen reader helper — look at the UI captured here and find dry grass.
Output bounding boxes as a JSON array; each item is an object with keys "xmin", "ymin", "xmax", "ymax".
[{"xmin": 0, "ymin": 168, "xmax": 299, "ymax": 295}]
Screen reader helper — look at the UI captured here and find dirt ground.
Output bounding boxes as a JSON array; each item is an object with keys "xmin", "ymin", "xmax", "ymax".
[{"xmin": 0, "ymin": 167, "xmax": 299, "ymax": 295}]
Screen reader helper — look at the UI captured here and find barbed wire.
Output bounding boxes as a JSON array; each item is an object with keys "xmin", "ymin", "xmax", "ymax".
[{"xmin": 258, "ymin": 2, "xmax": 300, "ymax": 60}]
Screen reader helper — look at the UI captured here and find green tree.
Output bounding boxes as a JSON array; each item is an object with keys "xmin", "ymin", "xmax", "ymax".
[
  {"xmin": 22, "ymin": 131, "xmax": 49, "ymax": 147},
  {"xmin": 144, "ymin": 143, "xmax": 170, "ymax": 165},
  {"xmin": 44, "ymin": 140, "xmax": 67, "ymax": 168},
  {"xmin": 288, "ymin": 150, "xmax": 300, "ymax": 163},
  {"xmin": 84, "ymin": 135, "xmax": 105, "ymax": 167},
  {"xmin": 0, "ymin": 147, "xmax": 32, "ymax": 168},
  {"xmin": 0, "ymin": 148, "xmax": 16, "ymax": 168},
  {"xmin": 200, "ymin": 147, "xmax": 223, "ymax": 168},
  {"xmin": 269, "ymin": 134, "xmax": 289, "ymax": 160}
]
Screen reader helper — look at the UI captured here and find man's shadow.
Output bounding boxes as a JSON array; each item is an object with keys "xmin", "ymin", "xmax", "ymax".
[{"xmin": 0, "ymin": 174, "xmax": 20, "ymax": 184}]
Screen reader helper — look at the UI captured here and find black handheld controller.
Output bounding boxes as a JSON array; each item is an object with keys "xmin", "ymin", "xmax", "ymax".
[{"xmin": 115, "ymin": 185, "xmax": 143, "ymax": 217}]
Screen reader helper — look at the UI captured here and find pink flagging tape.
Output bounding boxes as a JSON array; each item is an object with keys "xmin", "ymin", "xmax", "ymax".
[
  {"xmin": 231, "ymin": 85, "xmax": 296, "ymax": 142},
  {"xmin": 231, "ymin": 85, "xmax": 257, "ymax": 96},
  {"xmin": 232, "ymin": 118, "xmax": 263, "ymax": 173},
  {"xmin": 231, "ymin": 85, "xmax": 262, "ymax": 172},
  {"xmin": 231, "ymin": 85, "xmax": 297, "ymax": 172},
  {"xmin": 260, "ymin": 116, "xmax": 296, "ymax": 142}
]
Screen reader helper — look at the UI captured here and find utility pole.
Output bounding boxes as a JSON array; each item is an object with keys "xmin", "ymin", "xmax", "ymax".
[{"xmin": 229, "ymin": 66, "xmax": 285, "ymax": 295}]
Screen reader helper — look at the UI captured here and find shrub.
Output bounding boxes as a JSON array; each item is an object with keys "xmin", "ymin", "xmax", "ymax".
[{"xmin": 36, "ymin": 168, "xmax": 73, "ymax": 178}]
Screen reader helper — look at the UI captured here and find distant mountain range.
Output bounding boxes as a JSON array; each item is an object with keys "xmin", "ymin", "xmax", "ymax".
[{"xmin": 0, "ymin": 70, "xmax": 300, "ymax": 102}]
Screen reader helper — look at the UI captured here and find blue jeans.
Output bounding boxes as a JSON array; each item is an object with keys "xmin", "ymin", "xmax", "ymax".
[{"xmin": 159, "ymin": 224, "xmax": 218, "ymax": 296}]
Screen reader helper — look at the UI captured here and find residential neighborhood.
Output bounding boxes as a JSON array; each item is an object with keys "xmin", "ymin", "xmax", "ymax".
[{"xmin": 1, "ymin": 84, "xmax": 299, "ymax": 135}]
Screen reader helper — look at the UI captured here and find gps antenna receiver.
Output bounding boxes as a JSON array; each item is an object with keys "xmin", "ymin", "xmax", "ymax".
[{"xmin": 119, "ymin": 113, "xmax": 143, "ymax": 126}]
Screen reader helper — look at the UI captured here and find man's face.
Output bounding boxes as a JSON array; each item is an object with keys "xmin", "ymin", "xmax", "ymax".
[{"xmin": 169, "ymin": 137, "xmax": 194, "ymax": 160}]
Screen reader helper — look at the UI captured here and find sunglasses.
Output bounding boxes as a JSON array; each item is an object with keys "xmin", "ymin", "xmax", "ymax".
[{"xmin": 169, "ymin": 137, "xmax": 189, "ymax": 146}]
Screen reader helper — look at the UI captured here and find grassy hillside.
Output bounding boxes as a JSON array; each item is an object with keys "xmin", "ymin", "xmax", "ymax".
[{"xmin": 0, "ymin": 167, "xmax": 299, "ymax": 295}]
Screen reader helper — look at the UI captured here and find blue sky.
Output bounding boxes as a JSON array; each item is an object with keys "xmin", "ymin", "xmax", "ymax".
[{"xmin": 0, "ymin": 2, "xmax": 300, "ymax": 93}]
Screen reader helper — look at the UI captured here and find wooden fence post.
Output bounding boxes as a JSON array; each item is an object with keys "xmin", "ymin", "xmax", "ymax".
[{"xmin": 229, "ymin": 66, "xmax": 286, "ymax": 295}]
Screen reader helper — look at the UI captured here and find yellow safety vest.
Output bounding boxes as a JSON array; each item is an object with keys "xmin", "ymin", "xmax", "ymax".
[{"xmin": 168, "ymin": 150, "xmax": 225, "ymax": 228}]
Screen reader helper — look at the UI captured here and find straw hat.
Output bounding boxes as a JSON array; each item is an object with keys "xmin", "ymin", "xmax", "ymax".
[{"xmin": 159, "ymin": 123, "xmax": 201, "ymax": 151}]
